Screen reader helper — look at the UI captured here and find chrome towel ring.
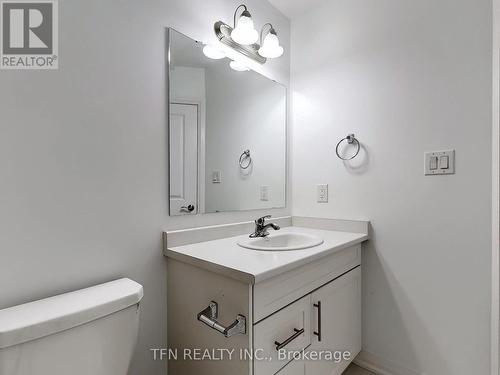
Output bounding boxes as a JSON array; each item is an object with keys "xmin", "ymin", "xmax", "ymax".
[
  {"xmin": 336, "ymin": 134, "xmax": 360, "ymax": 160},
  {"xmin": 239, "ymin": 149, "xmax": 252, "ymax": 169}
]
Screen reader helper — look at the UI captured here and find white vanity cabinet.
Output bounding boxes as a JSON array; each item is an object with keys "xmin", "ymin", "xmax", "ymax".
[{"xmin": 166, "ymin": 242, "xmax": 362, "ymax": 375}]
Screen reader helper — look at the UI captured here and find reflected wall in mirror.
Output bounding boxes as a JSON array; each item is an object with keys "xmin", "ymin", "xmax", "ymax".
[{"xmin": 167, "ymin": 28, "xmax": 287, "ymax": 216}]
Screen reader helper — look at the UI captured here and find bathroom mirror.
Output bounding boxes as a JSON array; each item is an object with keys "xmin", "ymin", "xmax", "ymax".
[{"xmin": 167, "ymin": 28, "xmax": 286, "ymax": 216}]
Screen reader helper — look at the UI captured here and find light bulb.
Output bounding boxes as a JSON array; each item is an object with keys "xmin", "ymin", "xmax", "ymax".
[
  {"xmin": 203, "ymin": 44, "xmax": 226, "ymax": 59},
  {"xmin": 229, "ymin": 60, "xmax": 249, "ymax": 72},
  {"xmin": 231, "ymin": 12, "xmax": 259, "ymax": 45},
  {"xmin": 258, "ymin": 31, "xmax": 284, "ymax": 58}
]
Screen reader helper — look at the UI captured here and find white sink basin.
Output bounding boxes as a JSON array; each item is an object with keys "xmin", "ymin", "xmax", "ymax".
[{"xmin": 237, "ymin": 232, "xmax": 324, "ymax": 251}]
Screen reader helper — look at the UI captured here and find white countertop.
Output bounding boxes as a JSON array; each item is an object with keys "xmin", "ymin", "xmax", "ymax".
[{"xmin": 164, "ymin": 226, "xmax": 368, "ymax": 284}]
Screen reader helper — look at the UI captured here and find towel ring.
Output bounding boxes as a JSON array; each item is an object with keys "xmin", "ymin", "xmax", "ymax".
[
  {"xmin": 239, "ymin": 149, "xmax": 252, "ymax": 169},
  {"xmin": 336, "ymin": 134, "xmax": 360, "ymax": 161}
]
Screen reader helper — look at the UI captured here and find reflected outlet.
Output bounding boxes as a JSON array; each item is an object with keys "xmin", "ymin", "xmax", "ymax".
[{"xmin": 260, "ymin": 186, "xmax": 270, "ymax": 201}]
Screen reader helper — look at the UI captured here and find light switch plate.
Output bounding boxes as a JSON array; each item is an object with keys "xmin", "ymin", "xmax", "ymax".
[
  {"xmin": 425, "ymin": 150, "xmax": 455, "ymax": 175},
  {"xmin": 212, "ymin": 170, "xmax": 222, "ymax": 183},
  {"xmin": 317, "ymin": 184, "xmax": 328, "ymax": 203}
]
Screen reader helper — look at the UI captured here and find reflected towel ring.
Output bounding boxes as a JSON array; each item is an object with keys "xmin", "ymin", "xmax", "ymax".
[
  {"xmin": 239, "ymin": 149, "xmax": 252, "ymax": 169},
  {"xmin": 336, "ymin": 134, "xmax": 360, "ymax": 160}
]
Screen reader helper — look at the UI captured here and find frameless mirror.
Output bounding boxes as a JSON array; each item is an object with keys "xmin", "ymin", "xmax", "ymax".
[{"xmin": 167, "ymin": 28, "xmax": 286, "ymax": 216}]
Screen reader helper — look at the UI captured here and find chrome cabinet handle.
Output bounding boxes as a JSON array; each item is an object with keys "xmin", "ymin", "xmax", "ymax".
[
  {"xmin": 314, "ymin": 301, "xmax": 322, "ymax": 342},
  {"xmin": 274, "ymin": 328, "xmax": 304, "ymax": 351},
  {"xmin": 180, "ymin": 204, "xmax": 195, "ymax": 212}
]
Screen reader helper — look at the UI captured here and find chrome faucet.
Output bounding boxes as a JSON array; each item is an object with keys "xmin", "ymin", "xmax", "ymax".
[{"xmin": 250, "ymin": 215, "xmax": 280, "ymax": 238}]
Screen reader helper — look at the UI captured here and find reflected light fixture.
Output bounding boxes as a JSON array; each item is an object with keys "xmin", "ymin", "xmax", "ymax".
[
  {"xmin": 230, "ymin": 4, "xmax": 259, "ymax": 45},
  {"xmin": 229, "ymin": 60, "xmax": 250, "ymax": 71},
  {"xmin": 203, "ymin": 44, "xmax": 226, "ymax": 59},
  {"xmin": 258, "ymin": 23, "xmax": 284, "ymax": 58}
]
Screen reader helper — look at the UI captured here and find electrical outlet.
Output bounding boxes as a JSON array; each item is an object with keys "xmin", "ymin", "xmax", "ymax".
[
  {"xmin": 317, "ymin": 184, "xmax": 328, "ymax": 203},
  {"xmin": 260, "ymin": 186, "xmax": 269, "ymax": 201}
]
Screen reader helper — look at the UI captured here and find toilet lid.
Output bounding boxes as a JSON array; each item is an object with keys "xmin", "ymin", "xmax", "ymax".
[{"xmin": 0, "ymin": 278, "xmax": 143, "ymax": 349}]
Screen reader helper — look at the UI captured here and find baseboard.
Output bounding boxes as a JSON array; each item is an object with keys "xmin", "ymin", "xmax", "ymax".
[{"xmin": 354, "ymin": 351, "xmax": 425, "ymax": 375}]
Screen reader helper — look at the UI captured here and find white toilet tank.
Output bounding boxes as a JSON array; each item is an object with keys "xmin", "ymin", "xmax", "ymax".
[{"xmin": 0, "ymin": 278, "xmax": 143, "ymax": 375}]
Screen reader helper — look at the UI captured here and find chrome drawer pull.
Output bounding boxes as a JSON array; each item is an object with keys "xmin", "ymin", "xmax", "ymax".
[
  {"xmin": 197, "ymin": 301, "xmax": 246, "ymax": 338},
  {"xmin": 274, "ymin": 328, "xmax": 304, "ymax": 351}
]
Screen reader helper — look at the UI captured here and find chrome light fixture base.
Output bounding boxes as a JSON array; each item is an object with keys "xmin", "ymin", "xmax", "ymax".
[{"xmin": 214, "ymin": 21, "xmax": 266, "ymax": 64}]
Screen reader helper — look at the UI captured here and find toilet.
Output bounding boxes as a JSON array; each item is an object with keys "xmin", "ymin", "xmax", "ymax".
[{"xmin": 0, "ymin": 278, "xmax": 143, "ymax": 375}]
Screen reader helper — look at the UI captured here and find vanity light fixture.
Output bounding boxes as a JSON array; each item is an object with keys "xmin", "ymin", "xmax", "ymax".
[
  {"xmin": 202, "ymin": 44, "xmax": 226, "ymax": 59},
  {"xmin": 230, "ymin": 4, "xmax": 259, "ymax": 45},
  {"xmin": 229, "ymin": 60, "xmax": 250, "ymax": 71},
  {"xmin": 258, "ymin": 23, "xmax": 284, "ymax": 58},
  {"xmin": 214, "ymin": 4, "xmax": 284, "ymax": 65}
]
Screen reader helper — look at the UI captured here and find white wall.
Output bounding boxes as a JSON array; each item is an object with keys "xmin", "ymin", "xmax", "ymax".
[
  {"xmin": 0, "ymin": 1, "xmax": 289, "ymax": 374},
  {"xmin": 290, "ymin": 0, "xmax": 492, "ymax": 374},
  {"xmin": 170, "ymin": 66, "xmax": 206, "ymax": 103}
]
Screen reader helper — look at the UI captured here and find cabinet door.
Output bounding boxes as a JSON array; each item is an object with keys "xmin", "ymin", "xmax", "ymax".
[
  {"xmin": 305, "ymin": 268, "xmax": 361, "ymax": 375},
  {"xmin": 276, "ymin": 360, "xmax": 306, "ymax": 375}
]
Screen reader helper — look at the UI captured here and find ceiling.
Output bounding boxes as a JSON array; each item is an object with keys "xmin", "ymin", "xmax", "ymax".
[{"xmin": 267, "ymin": 0, "xmax": 325, "ymax": 18}]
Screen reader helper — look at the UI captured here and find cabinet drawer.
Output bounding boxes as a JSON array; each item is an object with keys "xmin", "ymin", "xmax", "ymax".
[
  {"xmin": 254, "ymin": 295, "xmax": 311, "ymax": 375},
  {"xmin": 254, "ymin": 245, "xmax": 361, "ymax": 322}
]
